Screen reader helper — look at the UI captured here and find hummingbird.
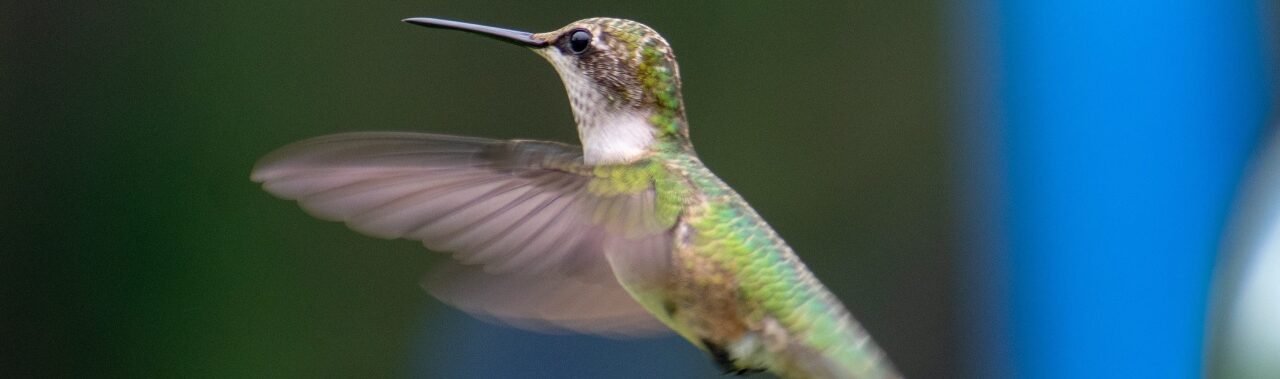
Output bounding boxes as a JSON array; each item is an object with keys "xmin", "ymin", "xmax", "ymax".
[{"xmin": 251, "ymin": 17, "xmax": 901, "ymax": 379}]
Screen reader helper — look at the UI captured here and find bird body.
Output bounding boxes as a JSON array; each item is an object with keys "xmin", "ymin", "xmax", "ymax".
[
  {"xmin": 252, "ymin": 17, "xmax": 899, "ymax": 379},
  {"xmin": 641, "ymin": 150, "xmax": 896, "ymax": 378}
]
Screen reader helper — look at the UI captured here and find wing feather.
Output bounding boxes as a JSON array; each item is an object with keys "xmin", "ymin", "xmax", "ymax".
[{"xmin": 252, "ymin": 132, "xmax": 675, "ymax": 335}]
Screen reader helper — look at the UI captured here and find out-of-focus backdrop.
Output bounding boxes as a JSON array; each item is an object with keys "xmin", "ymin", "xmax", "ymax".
[{"xmin": 3, "ymin": 1, "xmax": 1275, "ymax": 378}]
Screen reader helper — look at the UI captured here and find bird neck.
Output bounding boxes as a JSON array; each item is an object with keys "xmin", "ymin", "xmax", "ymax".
[{"xmin": 576, "ymin": 107, "xmax": 689, "ymax": 166}]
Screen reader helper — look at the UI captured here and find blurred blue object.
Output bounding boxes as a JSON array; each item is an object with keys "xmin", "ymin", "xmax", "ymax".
[
  {"xmin": 1208, "ymin": 127, "xmax": 1280, "ymax": 379},
  {"xmin": 956, "ymin": 0, "xmax": 1274, "ymax": 378},
  {"xmin": 414, "ymin": 309, "xmax": 718, "ymax": 378}
]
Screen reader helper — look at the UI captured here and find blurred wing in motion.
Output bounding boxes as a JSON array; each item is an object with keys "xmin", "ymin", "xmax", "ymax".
[
  {"xmin": 424, "ymin": 262, "xmax": 669, "ymax": 336},
  {"xmin": 251, "ymin": 132, "xmax": 673, "ymax": 335}
]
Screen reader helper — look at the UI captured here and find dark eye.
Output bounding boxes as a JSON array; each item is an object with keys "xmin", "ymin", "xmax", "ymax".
[{"xmin": 567, "ymin": 29, "xmax": 591, "ymax": 54}]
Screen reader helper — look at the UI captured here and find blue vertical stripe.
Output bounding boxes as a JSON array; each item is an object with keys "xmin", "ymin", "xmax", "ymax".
[{"xmin": 970, "ymin": 0, "xmax": 1274, "ymax": 378}]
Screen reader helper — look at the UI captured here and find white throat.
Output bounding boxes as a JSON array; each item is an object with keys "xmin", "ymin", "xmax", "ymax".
[{"xmin": 579, "ymin": 112, "xmax": 655, "ymax": 165}]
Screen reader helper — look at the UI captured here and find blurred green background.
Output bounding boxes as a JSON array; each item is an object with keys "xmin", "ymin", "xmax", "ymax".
[{"xmin": 5, "ymin": 1, "xmax": 951, "ymax": 377}]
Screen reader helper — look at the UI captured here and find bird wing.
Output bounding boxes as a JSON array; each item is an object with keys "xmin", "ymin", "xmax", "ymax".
[
  {"xmin": 251, "ymin": 132, "xmax": 675, "ymax": 335},
  {"xmin": 423, "ymin": 262, "xmax": 671, "ymax": 337}
]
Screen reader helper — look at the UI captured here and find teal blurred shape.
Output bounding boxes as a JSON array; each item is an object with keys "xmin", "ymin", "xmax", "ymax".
[{"xmin": 1208, "ymin": 127, "xmax": 1280, "ymax": 379}]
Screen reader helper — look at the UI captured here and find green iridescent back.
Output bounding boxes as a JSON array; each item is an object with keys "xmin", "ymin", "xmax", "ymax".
[{"xmin": 657, "ymin": 149, "xmax": 896, "ymax": 378}]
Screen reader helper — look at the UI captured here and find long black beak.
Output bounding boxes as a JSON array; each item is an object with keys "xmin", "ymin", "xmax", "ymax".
[{"xmin": 402, "ymin": 18, "xmax": 548, "ymax": 47}]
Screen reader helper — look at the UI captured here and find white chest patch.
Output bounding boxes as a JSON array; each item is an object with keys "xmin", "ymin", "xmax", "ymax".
[{"xmin": 579, "ymin": 112, "xmax": 655, "ymax": 165}]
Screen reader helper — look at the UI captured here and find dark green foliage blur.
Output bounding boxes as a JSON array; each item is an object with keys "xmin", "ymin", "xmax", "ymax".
[{"xmin": 4, "ymin": 1, "xmax": 951, "ymax": 377}]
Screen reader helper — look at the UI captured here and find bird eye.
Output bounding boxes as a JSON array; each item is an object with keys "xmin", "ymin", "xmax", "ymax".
[{"xmin": 567, "ymin": 29, "xmax": 591, "ymax": 54}]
